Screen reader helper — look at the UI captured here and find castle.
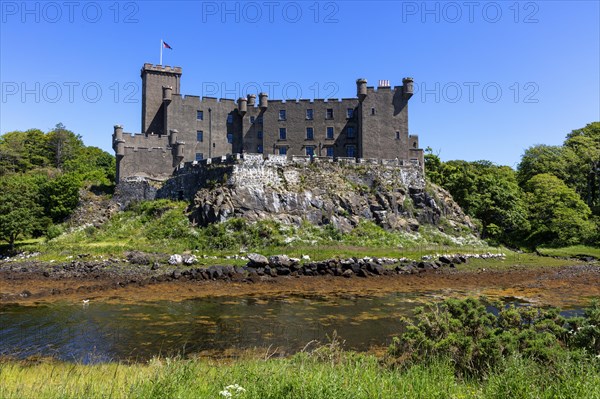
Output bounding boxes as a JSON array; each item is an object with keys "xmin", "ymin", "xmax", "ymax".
[{"xmin": 112, "ymin": 63, "xmax": 424, "ymax": 181}]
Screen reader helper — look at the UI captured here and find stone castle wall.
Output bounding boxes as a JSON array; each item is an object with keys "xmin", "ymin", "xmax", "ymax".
[{"xmin": 113, "ymin": 64, "xmax": 424, "ymax": 182}]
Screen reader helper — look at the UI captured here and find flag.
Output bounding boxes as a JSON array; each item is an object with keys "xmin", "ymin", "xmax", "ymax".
[{"xmin": 163, "ymin": 41, "xmax": 173, "ymax": 50}]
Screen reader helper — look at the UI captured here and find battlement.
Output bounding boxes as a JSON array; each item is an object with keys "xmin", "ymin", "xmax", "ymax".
[
  {"xmin": 366, "ymin": 85, "xmax": 403, "ymax": 93},
  {"xmin": 175, "ymin": 152, "xmax": 421, "ymax": 173},
  {"xmin": 141, "ymin": 63, "xmax": 182, "ymax": 75}
]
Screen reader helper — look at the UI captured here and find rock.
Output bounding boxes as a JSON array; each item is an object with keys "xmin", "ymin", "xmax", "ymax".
[
  {"xmin": 357, "ymin": 268, "xmax": 370, "ymax": 278},
  {"xmin": 301, "ymin": 254, "xmax": 311, "ymax": 261},
  {"xmin": 247, "ymin": 253, "xmax": 269, "ymax": 267},
  {"xmin": 20, "ymin": 290, "xmax": 32, "ymax": 297},
  {"xmin": 342, "ymin": 269, "xmax": 354, "ymax": 278},
  {"xmin": 438, "ymin": 256, "xmax": 452, "ymax": 264},
  {"xmin": 183, "ymin": 255, "xmax": 198, "ymax": 265},
  {"xmin": 151, "ymin": 262, "xmax": 160, "ymax": 270},
  {"xmin": 171, "ymin": 270, "xmax": 181, "ymax": 279},
  {"xmin": 269, "ymin": 254, "xmax": 292, "ymax": 267},
  {"xmin": 168, "ymin": 254, "xmax": 183, "ymax": 265}
]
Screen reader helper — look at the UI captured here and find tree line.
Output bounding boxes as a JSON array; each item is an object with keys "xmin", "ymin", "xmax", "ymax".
[
  {"xmin": 0, "ymin": 123, "xmax": 115, "ymax": 250},
  {"xmin": 425, "ymin": 122, "xmax": 599, "ymax": 248}
]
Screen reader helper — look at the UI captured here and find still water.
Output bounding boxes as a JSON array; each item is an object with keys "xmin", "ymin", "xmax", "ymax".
[{"xmin": 0, "ymin": 292, "xmax": 579, "ymax": 364}]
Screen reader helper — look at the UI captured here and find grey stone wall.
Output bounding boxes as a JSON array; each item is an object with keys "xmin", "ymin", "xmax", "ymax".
[{"xmin": 114, "ymin": 63, "xmax": 424, "ymax": 182}]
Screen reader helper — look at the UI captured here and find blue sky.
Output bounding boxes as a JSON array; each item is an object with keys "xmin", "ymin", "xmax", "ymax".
[{"xmin": 1, "ymin": 0, "xmax": 598, "ymax": 168}]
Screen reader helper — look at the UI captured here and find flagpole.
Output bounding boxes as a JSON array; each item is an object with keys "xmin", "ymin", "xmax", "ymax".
[{"xmin": 160, "ymin": 39, "xmax": 163, "ymax": 65}]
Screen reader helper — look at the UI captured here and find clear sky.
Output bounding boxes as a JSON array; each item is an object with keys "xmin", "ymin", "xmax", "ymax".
[{"xmin": 1, "ymin": 0, "xmax": 598, "ymax": 168}]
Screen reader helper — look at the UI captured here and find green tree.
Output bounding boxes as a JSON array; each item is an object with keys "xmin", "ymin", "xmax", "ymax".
[
  {"xmin": 563, "ymin": 122, "xmax": 600, "ymax": 215},
  {"xmin": 45, "ymin": 123, "xmax": 84, "ymax": 170},
  {"xmin": 0, "ymin": 129, "xmax": 50, "ymax": 175},
  {"xmin": 427, "ymin": 159, "xmax": 529, "ymax": 245},
  {"xmin": 64, "ymin": 146, "xmax": 116, "ymax": 186},
  {"xmin": 517, "ymin": 145, "xmax": 570, "ymax": 186},
  {"xmin": 0, "ymin": 175, "xmax": 44, "ymax": 251},
  {"xmin": 423, "ymin": 147, "xmax": 444, "ymax": 185},
  {"xmin": 524, "ymin": 173, "xmax": 594, "ymax": 247},
  {"xmin": 40, "ymin": 173, "xmax": 82, "ymax": 223}
]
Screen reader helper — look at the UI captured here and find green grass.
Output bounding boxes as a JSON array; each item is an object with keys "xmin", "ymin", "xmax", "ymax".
[
  {"xmin": 1, "ymin": 352, "xmax": 598, "ymax": 399},
  {"xmin": 536, "ymin": 245, "xmax": 600, "ymax": 259}
]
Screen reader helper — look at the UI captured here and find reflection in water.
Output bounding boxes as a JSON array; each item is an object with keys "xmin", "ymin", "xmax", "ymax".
[{"xmin": 0, "ymin": 293, "xmax": 575, "ymax": 364}]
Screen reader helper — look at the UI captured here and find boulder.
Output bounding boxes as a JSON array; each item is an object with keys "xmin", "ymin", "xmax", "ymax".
[
  {"xmin": 247, "ymin": 253, "xmax": 269, "ymax": 267},
  {"xmin": 342, "ymin": 269, "xmax": 354, "ymax": 278},
  {"xmin": 268, "ymin": 254, "xmax": 292, "ymax": 267},
  {"xmin": 168, "ymin": 254, "xmax": 183, "ymax": 265}
]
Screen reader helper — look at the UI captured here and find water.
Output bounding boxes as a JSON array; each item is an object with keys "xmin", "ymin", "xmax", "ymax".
[
  {"xmin": 0, "ymin": 293, "xmax": 584, "ymax": 364},
  {"xmin": 0, "ymin": 293, "xmax": 433, "ymax": 363}
]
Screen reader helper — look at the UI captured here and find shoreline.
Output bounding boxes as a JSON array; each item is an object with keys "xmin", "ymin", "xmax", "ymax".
[{"xmin": 2, "ymin": 260, "xmax": 599, "ymax": 307}]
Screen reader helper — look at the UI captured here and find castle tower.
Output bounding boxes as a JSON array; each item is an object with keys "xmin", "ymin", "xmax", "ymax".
[
  {"xmin": 141, "ymin": 64, "xmax": 182, "ymax": 136},
  {"xmin": 358, "ymin": 78, "xmax": 414, "ymax": 160}
]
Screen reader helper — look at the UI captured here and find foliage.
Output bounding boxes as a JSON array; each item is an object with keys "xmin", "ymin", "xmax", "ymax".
[
  {"xmin": 45, "ymin": 123, "xmax": 84, "ymax": 170},
  {"xmin": 387, "ymin": 297, "xmax": 599, "ymax": 378},
  {"xmin": 64, "ymin": 146, "xmax": 116, "ymax": 186},
  {"xmin": 0, "ymin": 129, "xmax": 49, "ymax": 175},
  {"xmin": 518, "ymin": 122, "xmax": 600, "ymax": 215},
  {"xmin": 427, "ymin": 122, "xmax": 599, "ymax": 249},
  {"xmin": 523, "ymin": 173, "xmax": 594, "ymax": 247},
  {"xmin": 0, "ymin": 124, "xmax": 115, "ymax": 244},
  {"xmin": 40, "ymin": 173, "xmax": 82, "ymax": 223},
  {"xmin": 425, "ymin": 158, "xmax": 529, "ymax": 245},
  {"xmin": 0, "ymin": 174, "xmax": 45, "ymax": 250}
]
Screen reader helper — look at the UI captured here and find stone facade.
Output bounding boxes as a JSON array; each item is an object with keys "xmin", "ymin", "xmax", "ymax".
[{"xmin": 113, "ymin": 63, "xmax": 424, "ymax": 181}]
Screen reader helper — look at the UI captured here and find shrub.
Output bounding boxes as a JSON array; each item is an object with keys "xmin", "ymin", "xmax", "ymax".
[{"xmin": 387, "ymin": 297, "xmax": 576, "ymax": 377}]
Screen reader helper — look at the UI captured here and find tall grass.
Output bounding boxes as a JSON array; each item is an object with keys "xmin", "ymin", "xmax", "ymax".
[{"xmin": 1, "ymin": 352, "xmax": 598, "ymax": 399}]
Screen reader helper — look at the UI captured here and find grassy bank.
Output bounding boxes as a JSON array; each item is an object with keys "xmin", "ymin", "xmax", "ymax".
[
  {"xmin": 5, "ymin": 199, "xmax": 497, "ymax": 263},
  {"xmin": 536, "ymin": 245, "xmax": 600, "ymax": 259},
  {"xmin": 2, "ymin": 352, "xmax": 599, "ymax": 399}
]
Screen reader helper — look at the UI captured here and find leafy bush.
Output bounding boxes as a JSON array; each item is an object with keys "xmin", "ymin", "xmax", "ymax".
[
  {"xmin": 386, "ymin": 297, "xmax": 598, "ymax": 378},
  {"xmin": 45, "ymin": 224, "xmax": 64, "ymax": 240}
]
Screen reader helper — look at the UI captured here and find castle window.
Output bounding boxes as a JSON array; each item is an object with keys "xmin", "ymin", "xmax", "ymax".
[
  {"xmin": 347, "ymin": 127, "xmax": 355, "ymax": 138},
  {"xmin": 256, "ymin": 116, "xmax": 263, "ymax": 124},
  {"xmin": 346, "ymin": 145, "xmax": 356, "ymax": 157},
  {"xmin": 279, "ymin": 110, "xmax": 286, "ymax": 121},
  {"xmin": 326, "ymin": 108, "xmax": 334, "ymax": 119},
  {"xmin": 306, "ymin": 127, "xmax": 314, "ymax": 140},
  {"xmin": 227, "ymin": 133, "xmax": 233, "ymax": 143},
  {"xmin": 413, "ymin": 141, "xmax": 417, "ymax": 148},
  {"xmin": 279, "ymin": 128, "xmax": 287, "ymax": 140},
  {"xmin": 250, "ymin": 116, "xmax": 255, "ymax": 124},
  {"xmin": 257, "ymin": 131, "xmax": 263, "ymax": 139},
  {"xmin": 371, "ymin": 108, "xmax": 376, "ymax": 115},
  {"xmin": 227, "ymin": 114, "xmax": 233, "ymax": 124},
  {"xmin": 257, "ymin": 144, "xmax": 263, "ymax": 153},
  {"xmin": 326, "ymin": 147, "xmax": 334, "ymax": 157},
  {"xmin": 396, "ymin": 131, "xmax": 400, "ymax": 140},
  {"xmin": 197, "ymin": 131, "xmax": 203, "ymax": 142},
  {"xmin": 326, "ymin": 127, "xmax": 334, "ymax": 139},
  {"xmin": 306, "ymin": 109, "xmax": 313, "ymax": 120},
  {"xmin": 197, "ymin": 110, "xmax": 204, "ymax": 120},
  {"xmin": 347, "ymin": 108, "xmax": 354, "ymax": 118},
  {"xmin": 306, "ymin": 146, "xmax": 314, "ymax": 156},
  {"xmin": 279, "ymin": 147, "xmax": 287, "ymax": 155},
  {"xmin": 195, "ymin": 153, "xmax": 204, "ymax": 161}
]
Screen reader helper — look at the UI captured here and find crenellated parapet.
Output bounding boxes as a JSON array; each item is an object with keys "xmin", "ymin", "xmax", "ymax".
[{"xmin": 141, "ymin": 63, "xmax": 182, "ymax": 76}]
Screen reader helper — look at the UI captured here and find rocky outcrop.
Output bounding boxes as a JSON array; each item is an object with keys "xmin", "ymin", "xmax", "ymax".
[{"xmin": 186, "ymin": 159, "xmax": 475, "ymax": 234}]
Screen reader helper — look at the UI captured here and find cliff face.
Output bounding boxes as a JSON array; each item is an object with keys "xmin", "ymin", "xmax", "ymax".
[{"xmin": 180, "ymin": 157, "xmax": 475, "ymax": 235}]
